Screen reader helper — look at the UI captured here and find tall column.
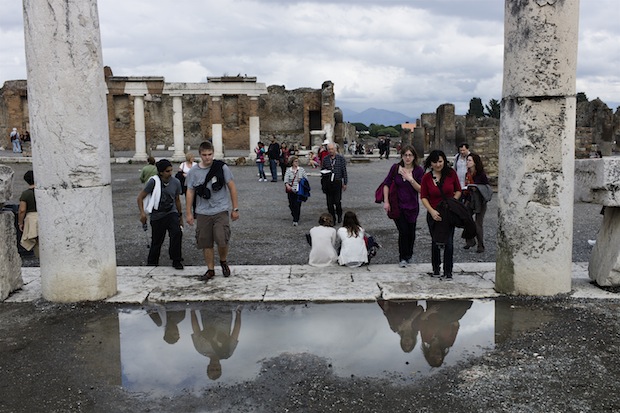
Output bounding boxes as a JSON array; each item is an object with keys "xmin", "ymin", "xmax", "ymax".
[
  {"xmin": 211, "ymin": 96, "xmax": 224, "ymax": 158},
  {"xmin": 23, "ymin": 0, "xmax": 117, "ymax": 302},
  {"xmin": 125, "ymin": 82, "xmax": 149, "ymax": 161},
  {"xmin": 496, "ymin": 0, "xmax": 579, "ymax": 295},
  {"xmin": 248, "ymin": 96, "xmax": 260, "ymax": 159},
  {"xmin": 171, "ymin": 95, "xmax": 186, "ymax": 161}
]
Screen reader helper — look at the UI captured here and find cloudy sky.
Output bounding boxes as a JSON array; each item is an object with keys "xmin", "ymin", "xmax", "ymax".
[{"xmin": 1, "ymin": 0, "xmax": 618, "ymax": 120}]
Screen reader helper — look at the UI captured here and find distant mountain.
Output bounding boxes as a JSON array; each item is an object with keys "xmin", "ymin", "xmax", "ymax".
[{"xmin": 339, "ymin": 107, "xmax": 414, "ymax": 126}]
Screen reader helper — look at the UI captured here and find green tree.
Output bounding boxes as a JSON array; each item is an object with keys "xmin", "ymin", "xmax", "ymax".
[
  {"xmin": 351, "ymin": 122, "xmax": 368, "ymax": 132},
  {"xmin": 369, "ymin": 123, "xmax": 385, "ymax": 137},
  {"xmin": 378, "ymin": 127, "xmax": 400, "ymax": 137},
  {"xmin": 467, "ymin": 97, "xmax": 485, "ymax": 118},
  {"xmin": 485, "ymin": 98, "xmax": 501, "ymax": 119}
]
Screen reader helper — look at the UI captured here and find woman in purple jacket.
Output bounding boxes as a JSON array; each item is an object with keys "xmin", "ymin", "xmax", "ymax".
[{"xmin": 381, "ymin": 145, "xmax": 425, "ymax": 267}]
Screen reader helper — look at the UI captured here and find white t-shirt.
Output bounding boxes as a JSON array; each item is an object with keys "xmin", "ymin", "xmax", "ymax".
[
  {"xmin": 337, "ymin": 227, "xmax": 368, "ymax": 267},
  {"xmin": 308, "ymin": 226, "xmax": 338, "ymax": 267}
]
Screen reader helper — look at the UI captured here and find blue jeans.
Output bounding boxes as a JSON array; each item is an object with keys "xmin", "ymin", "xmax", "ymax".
[
  {"xmin": 256, "ymin": 162, "xmax": 266, "ymax": 179},
  {"xmin": 269, "ymin": 159, "xmax": 278, "ymax": 181},
  {"xmin": 12, "ymin": 139, "xmax": 22, "ymax": 153}
]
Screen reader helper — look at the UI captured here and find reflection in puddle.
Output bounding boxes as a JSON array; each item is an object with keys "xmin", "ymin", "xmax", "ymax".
[{"xmin": 117, "ymin": 300, "xmax": 494, "ymax": 396}]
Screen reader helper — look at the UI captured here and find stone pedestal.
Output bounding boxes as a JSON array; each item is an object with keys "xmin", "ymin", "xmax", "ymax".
[
  {"xmin": 496, "ymin": 0, "xmax": 579, "ymax": 296},
  {"xmin": 23, "ymin": 0, "xmax": 117, "ymax": 302},
  {"xmin": 575, "ymin": 157, "xmax": 620, "ymax": 286},
  {"xmin": 0, "ymin": 165, "xmax": 22, "ymax": 301}
]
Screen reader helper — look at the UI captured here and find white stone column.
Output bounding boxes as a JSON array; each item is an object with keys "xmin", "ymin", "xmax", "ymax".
[
  {"xmin": 248, "ymin": 97, "xmax": 260, "ymax": 159},
  {"xmin": 125, "ymin": 87, "xmax": 148, "ymax": 161},
  {"xmin": 23, "ymin": 0, "xmax": 117, "ymax": 302},
  {"xmin": 171, "ymin": 95, "xmax": 186, "ymax": 161},
  {"xmin": 211, "ymin": 96, "xmax": 224, "ymax": 158},
  {"xmin": 496, "ymin": 0, "xmax": 579, "ymax": 296}
]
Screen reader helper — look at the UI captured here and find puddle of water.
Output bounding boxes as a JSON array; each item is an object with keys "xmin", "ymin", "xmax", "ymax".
[{"xmin": 112, "ymin": 300, "xmax": 495, "ymax": 396}]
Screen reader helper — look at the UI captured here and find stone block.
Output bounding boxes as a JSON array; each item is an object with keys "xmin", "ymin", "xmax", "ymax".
[
  {"xmin": 0, "ymin": 165, "xmax": 14, "ymax": 205},
  {"xmin": 0, "ymin": 212, "xmax": 23, "ymax": 301},
  {"xmin": 574, "ymin": 157, "xmax": 620, "ymax": 206},
  {"xmin": 589, "ymin": 207, "xmax": 620, "ymax": 287}
]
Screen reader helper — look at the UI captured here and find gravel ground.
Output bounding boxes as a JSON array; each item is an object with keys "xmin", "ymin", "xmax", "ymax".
[{"xmin": 2, "ymin": 160, "xmax": 619, "ymax": 413}]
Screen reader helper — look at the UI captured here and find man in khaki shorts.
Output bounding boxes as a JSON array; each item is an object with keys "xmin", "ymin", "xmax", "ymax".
[{"xmin": 186, "ymin": 141, "xmax": 239, "ymax": 281}]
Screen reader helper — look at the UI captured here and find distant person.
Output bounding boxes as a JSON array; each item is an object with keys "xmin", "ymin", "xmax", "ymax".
[
  {"xmin": 318, "ymin": 140, "xmax": 330, "ymax": 163},
  {"xmin": 279, "ymin": 142, "xmax": 290, "ymax": 181},
  {"xmin": 462, "ymin": 153, "xmax": 491, "ymax": 253},
  {"xmin": 453, "ymin": 142, "xmax": 470, "ymax": 189},
  {"xmin": 190, "ymin": 306, "xmax": 242, "ymax": 381},
  {"xmin": 137, "ymin": 159, "xmax": 184, "ymax": 270},
  {"xmin": 307, "ymin": 151, "xmax": 320, "ymax": 168},
  {"xmin": 308, "ymin": 213, "xmax": 338, "ymax": 267},
  {"xmin": 378, "ymin": 137, "xmax": 386, "ymax": 159},
  {"xmin": 380, "ymin": 145, "xmax": 424, "ymax": 267},
  {"xmin": 384, "ymin": 137, "xmax": 391, "ymax": 159},
  {"xmin": 178, "ymin": 152, "xmax": 197, "ymax": 194},
  {"xmin": 10, "ymin": 128, "xmax": 21, "ymax": 153},
  {"xmin": 254, "ymin": 141, "xmax": 267, "ymax": 181},
  {"xmin": 321, "ymin": 142, "xmax": 348, "ymax": 223},
  {"xmin": 420, "ymin": 150, "xmax": 462, "ymax": 280},
  {"xmin": 267, "ymin": 136, "xmax": 280, "ymax": 182},
  {"xmin": 337, "ymin": 211, "xmax": 368, "ymax": 267},
  {"xmin": 18, "ymin": 170, "xmax": 38, "ymax": 257},
  {"xmin": 186, "ymin": 141, "xmax": 239, "ymax": 281},
  {"xmin": 140, "ymin": 156, "xmax": 158, "ymax": 184},
  {"xmin": 284, "ymin": 156, "xmax": 308, "ymax": 226}
]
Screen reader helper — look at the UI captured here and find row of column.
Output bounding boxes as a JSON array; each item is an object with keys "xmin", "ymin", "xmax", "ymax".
[{"xmin": 129, "ymin": 90, "xmax": 261, "ymax": 162}]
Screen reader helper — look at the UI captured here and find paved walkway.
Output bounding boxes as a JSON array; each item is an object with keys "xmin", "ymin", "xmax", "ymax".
[{"xmin": 6, "ymin": 262, "xmax": 618, "ymax": 304}]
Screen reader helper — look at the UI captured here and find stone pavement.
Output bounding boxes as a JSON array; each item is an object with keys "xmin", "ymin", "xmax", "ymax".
[{"xmin": 6, "ymin": 262, "xmax": 617, "ymax": 304}]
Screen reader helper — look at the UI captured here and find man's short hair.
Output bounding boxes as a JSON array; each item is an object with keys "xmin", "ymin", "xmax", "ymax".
[
  {"xmin": 199, "ymin": 141, "xmax": 214, "ymax": 152},
  {"xmin": 458, "ymin": 142, "xmax": 469, "ymax": 149},
  {"xmin": 24, "ymin": 170, "xmax": 34, "ymax": 185}
]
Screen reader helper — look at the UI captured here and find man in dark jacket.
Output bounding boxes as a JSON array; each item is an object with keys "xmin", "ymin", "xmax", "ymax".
[{"xmin": 267, "ymin": 136, "xmax": 280, "ymax": 182}]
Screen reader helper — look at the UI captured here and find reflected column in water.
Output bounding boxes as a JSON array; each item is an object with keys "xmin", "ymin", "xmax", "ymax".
[
  {"xmin": 190, "ymin": 305, "xmax": 242, "ymax": 380},
  {"xmin": 377, "ymin": 300, "xmax": 424, "ymax": 353},
  {"xmin": 419, "ymin": 300, "xmax": 473, "ymax": 367}
]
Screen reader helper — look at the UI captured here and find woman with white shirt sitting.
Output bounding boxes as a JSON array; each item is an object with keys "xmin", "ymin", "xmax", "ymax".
[{"xmin": 337, "ymin": 211, "xmax": 368, "ymax": 267}]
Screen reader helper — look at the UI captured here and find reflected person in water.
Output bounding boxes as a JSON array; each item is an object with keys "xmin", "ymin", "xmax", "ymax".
[
  {"xmin": 190, "ymin": 305, "xmax": 242, "ymax": 380},
  {"xmin": 419, "ymin": 300, "xmax": 473, "ymax": 367},
  {"xmin": 148, "ymin": 308, "xmax": 186, "ymax": 345},
  {"xmin": 377, "ymin": 300, "xmax": 424, "ymax": 353}
]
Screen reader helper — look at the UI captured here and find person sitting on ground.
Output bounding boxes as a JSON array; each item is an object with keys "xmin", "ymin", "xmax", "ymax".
[
  {"xmin": 308, "ymin": 151, "xmax": 320, "ymax": 168},
  {"xmin": 337, "ymin": 211, "xmax": 368, "ymax": 267},
  {"xmin": 308, "ymin": 213, "xmax": 338, "ymax": 267},
  {"xmin": 18, "ymin": 170, "xmax": 39, "ymax": 257}
]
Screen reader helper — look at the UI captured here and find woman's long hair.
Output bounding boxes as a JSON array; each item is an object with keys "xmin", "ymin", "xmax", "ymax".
[
  {"xmin": 424, "ymin": 150, "xmax": 451, "ymax": 181},
  {"xmin": 398, "ymin": 145, "xmax": 419, "ymax": 167},
  {"xmin": 468, "ymin": 153, "xmax": 485, "ymax": 176},
  {"xmin": 342, "ymin": 211, "xmax": 362, "ymax": 238}
]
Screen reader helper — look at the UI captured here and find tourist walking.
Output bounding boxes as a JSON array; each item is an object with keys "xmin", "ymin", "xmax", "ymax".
[
  {"xmin": 462, "ymin": 153, "xmax": 491, "ymax": 253},
  {"xmin": 185, "ymin": 141, "xmax": 239, "ymax": 281},
  {"xmin": 18, "ymin": 170, "xmax": 38, "ymax": 257},
  {"xmin": 453, "ymin": 142, "xmax": 470, "ymax": 189},
  {"xmin": 10, "ymin": 128, "xmax": 21, "ymax": 153},
  {"xmin": 254, "ymin": 142, "xmax": 267, "ymax": 181},
  {"xmin": 420, "ymin": 150, "xmax": 462, "ymax": 280},
  {"xmin": 321, "ymin": 142, "xmax": 348, "ymax": 223},
  {"xmin": 337, "ymin": 211, "xmax": 368, "ymax": 267},
  {"xmin": 308, "ymin": 213, "xmax": 338, "ymax": 267},
  {"xmin": 279, "ymin": 142, "xmax": 290, "ymax": 181},
  {"xmin": 178, "ymin": 152, "xmax": 197, "ymax": 194},
  {"xmin": 137, "ymin": 159, "xmax": 184, "ymax": 270},
  {"xmin": 381, "ymin": 145, "xmax": 424, "ymax": 267},
  {"xmin": 284, "ymin": 156, "xmax": 308, "ymax": 226},
  {"xmin": 267, "ymin": 136, "xmax": 280, "ymax": 182},
  {"xmin": 140, "ymin": 156, "xmax": 158, "ymax": 184}
]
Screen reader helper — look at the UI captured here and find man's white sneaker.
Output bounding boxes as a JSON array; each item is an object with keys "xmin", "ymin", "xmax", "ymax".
[{"xmin": 399, "ymin": 260, "xmax": 408, "ymax": 268}]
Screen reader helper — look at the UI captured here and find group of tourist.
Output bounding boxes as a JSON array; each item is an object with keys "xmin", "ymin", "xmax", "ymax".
[
  {"xmin": 136, "ymin": 138, "xmax": 490, "ymax": 283},
  {"xmin": 379, "ymin": 142, "xmax": 490, "ymax": 280},
  {"xmin": 254, "ymin": 136, "xmax": 296, "ymax": 182},
  {"xmin": 7, "ymin": 128, "xmax": 31, "ymax": 153}
]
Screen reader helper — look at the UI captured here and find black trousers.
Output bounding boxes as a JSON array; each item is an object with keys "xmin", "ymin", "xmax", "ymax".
[
  {"xmin": 287, "ymin": 192, "xmax": 302, "ymax": 222},
  {"xmin": 394, "ymin": 214, "xmax": 417, "ymax": 261},
  {"xmin": 148, "ymin": 213, "xmax": 183, "ymax": 265},
  {"xmin": 325, "ymin": 180, "xmax": 343, "ymax": 221}
]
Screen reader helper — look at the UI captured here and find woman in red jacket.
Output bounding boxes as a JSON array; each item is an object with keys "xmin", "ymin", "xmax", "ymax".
[{"xmin": 420, "ymin": 150, "xmax": 462, "ymax": 280}]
